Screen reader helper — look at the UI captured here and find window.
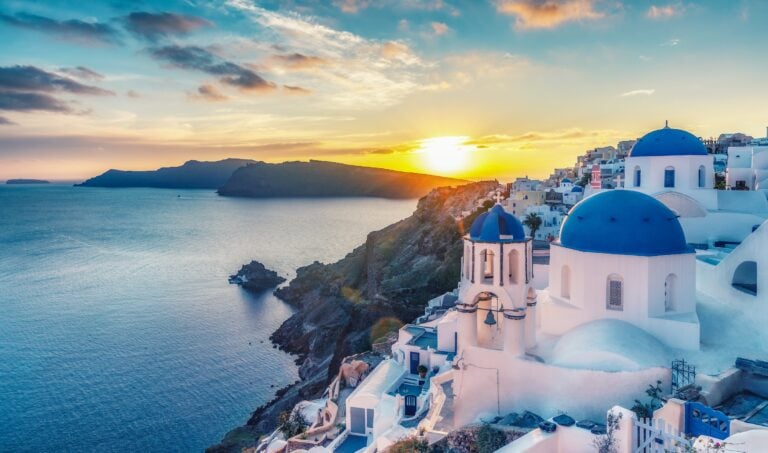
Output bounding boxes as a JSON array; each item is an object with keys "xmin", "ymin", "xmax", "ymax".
[
  {"xmin": 664, "ymin": 166, "xmax": 675, "ymax": 188},
  {"xmin": 665, "ymin": 274, "xmax": 677, "ymax": 312},
  {"xmin": 508, "ymin": 250, "xmax": 519, "ymax": 284},
  {"xmin": 366, "ymin": 408, "xmax": 374, "ymax": 428},
  {"xmin": 561, "ymin": 266, "xmax": 571, "ymax": 299},
  {"xmin": 606, "ymin": 275, "xmax": 623, "ymax": 310},
  {"xmin": 634, "ymin": 166, "xmax": 642, "ymax": 187},
  {"xmin": 464, "ymin": 246, "xmax": 471, "ymax": 279},
  {"xmin": 482, "ymin": 249, "xmax": 495, "ymax": 283},
  {"xmin": 698, "ymin": 165, "xmax": 706, "ymax": 188},
  {"xmin": 732, "ymin": 261, "xmax": 757, "ymax": 296}
]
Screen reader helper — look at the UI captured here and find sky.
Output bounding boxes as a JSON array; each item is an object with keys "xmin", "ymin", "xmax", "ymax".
[{"xmin": 1, "ymin": 0, "xmax": 768, "ymax": 182}]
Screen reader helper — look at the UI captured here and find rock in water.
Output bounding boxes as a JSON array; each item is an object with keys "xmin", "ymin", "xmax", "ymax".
[{"xmin": 228, "ymin": 261, "xmax": 286, "ymax": 292}]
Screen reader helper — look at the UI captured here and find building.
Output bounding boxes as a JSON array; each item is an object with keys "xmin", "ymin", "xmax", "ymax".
[{"xmin": 726, "ymin": 145, "xmax": 768, "ymax": 190}]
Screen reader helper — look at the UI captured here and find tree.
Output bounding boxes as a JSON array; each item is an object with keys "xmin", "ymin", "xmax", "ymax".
[
  {"xmin": 631, "ymin": 380, "xmax": 664, "ymax": 419},
  {"xmin": 593, "ymin": 411, "xmax": 623, "ymax": 453},
  {"xmin": 523, "ymin": 213, "xmax": 542, "ymax": 238},
  {"xmin": 278, "ymin": 409, "xmax": 308, "ymax": 438}
]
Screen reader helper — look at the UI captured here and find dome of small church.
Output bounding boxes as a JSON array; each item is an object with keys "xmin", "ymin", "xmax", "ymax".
[
  {"xmin": 469, "ymin": 204, "xmax": 526, "ymax": 242},
  {"xmin": 629, "ymin": 126, "xmax": 707, "ymax": 157},
  {"xmin": 559, "ymin": 190, "xmax": 691, "ymax": 256},
  {"xmin": 571, "ymin": 186, "xmax": 583, "ymax": 193}
]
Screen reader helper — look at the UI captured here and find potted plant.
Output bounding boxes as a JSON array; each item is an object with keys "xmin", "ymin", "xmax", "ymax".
[{"xmin": 417, "ymin": 364, "xmax": 428, "ymax": 379}]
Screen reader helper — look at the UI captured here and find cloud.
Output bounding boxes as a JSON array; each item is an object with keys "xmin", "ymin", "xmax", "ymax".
[
  {"xmin": 0, "ymin": 65, "xmax": 114, "ymax": 95},
  {"xmin": 496, "ymin": 0, "xmax": 605, "ymax": 29},
  {"xmin": 283, "ymin": 85, "xmax": 311, "ymax": 95},
  {"xmin": 646, "ymin": 4, "xmax": 683, "ymax": 20},
  {"xmin": 430, "ymin": 21, "xmax": 451, "ymax": 36},
  {"xmin": 0, "ymin": 12, "xmax": 119, "ymax": 44},
  {"xmin": 0, "ymin": 115, "xmax": 17, "ymax": 125},
  {"xmin": 191, "ymin": 83, "xmax": 228, "ymax": 101},
  {"xmin": 122, "ymin": 11, "xmax": 212, "ymax": 41},
  {"xmin": 270, "ymin": 53, "xmax": 326, "ymax": 70},
  {"xmin": 621, "ymin": 89, "xmax": 655, "ymax": 97},
  {"xmin": 148, "ymin": 45, "xmax": 276, "ymax": 91},
  {"xmin": 0, "ymin": 90, "xmax": 72, "ymax": 112},
  {"xmin": 59, "ymin": 66, "xmax": 104, "ymax": 80},
  {"xmin": 661, "ymin": 38, "xmax": 680, "ymax": 46},
  {"xmin": 469, "ymin": 128, "xmax": 619, "ymax": 146},
  {"xmin": 126, "ymin": 89, "xmax": 140, "ymax": 98},
  {"xmin": 333, "ymin": 0, "xmax": 368, "ymax": 13}
]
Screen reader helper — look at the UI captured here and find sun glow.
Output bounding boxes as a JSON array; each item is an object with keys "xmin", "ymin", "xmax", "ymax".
[{"xmin": 418, "ymin": 136, "xmax": 476, "ymax": 176}]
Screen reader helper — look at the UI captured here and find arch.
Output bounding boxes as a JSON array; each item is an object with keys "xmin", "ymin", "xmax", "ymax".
[
  {"xmin": 464, "ymin": 245, "xmax": 471, "ymax": 279},
  {"xmin": 634, "ymin": 165, "xmax": 642, "ymax": 187},
  {"xmin": 698, "ymin": 165, "xmax": 706, "ymax": 188},
  {"xmin": 508, "ymin": 249, "xmax": 519, "ymax": 284},
  {"xmin": 561, "ymin": 265, "xmax": 571, "ymax": 299},
  {"xmin": 606, "ymin": 274, "xmax": 623, "ymax": 311},
  {"xmin": 481, "ymin": 249, "xmax": 495, "ymax": 284},
  {"xmin": 664, "ymin": 273, "xmax": 677, "ymax": 311},
  {"xmin": 732, "ymin": 261, "xmax": 757, "ymax": 296},
  {"xmin": 664, "ymin": 166, "xmax": 676, "ymax": 188}
]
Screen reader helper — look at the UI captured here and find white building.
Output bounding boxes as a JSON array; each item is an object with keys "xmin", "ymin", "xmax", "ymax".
[{"xmin": 726, "ymin": 145, "xmax": 768, "ymax": 190}]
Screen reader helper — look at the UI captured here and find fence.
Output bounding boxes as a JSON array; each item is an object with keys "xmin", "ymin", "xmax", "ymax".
[
  {"xmin": 671, "ymin": 358, "xmax": 696, "ymax": 395},
  {"xmin": 634, "ymin": 417, "xmax": 691, "ymax": 453}
]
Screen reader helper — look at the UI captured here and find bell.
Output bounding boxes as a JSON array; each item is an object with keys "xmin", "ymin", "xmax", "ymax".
[{"xmin": 484, "ymin": 309, "xmax": 497, "ymax": 326}]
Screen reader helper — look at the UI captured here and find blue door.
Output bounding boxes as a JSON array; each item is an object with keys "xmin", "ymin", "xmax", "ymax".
[
  {"xmin": 410, "ymin": 351, "xmax": 420, "ymax": 375},
  {"xmin": 350, "ymin": 407, "xmax": 366, "ymax": 434},
  {"xmin": 685, "ymin": 402, "xmax": 730, "ymax": 440},
  {"xmin": 405, "ymin": 395, "xmax": 417, "ymax": 417}
]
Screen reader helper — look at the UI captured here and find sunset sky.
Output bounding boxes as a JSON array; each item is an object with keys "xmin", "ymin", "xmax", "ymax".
[{"xmin": 1, "ymin": 0, "xmax": 768, "ymax": 181}]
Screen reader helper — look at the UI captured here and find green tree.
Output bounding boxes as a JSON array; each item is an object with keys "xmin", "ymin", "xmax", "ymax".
[{"xmin": 523, "ymin": 213, "xmax": 542, "ymax": 239}]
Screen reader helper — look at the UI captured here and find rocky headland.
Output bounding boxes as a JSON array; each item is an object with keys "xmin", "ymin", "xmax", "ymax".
[
  {"xmin": 208, "ymin": 180, "xmax": 498, "ymax": 452},
  {"xmin": 229, "ymin": 261, "xmax": 286, "ymax": 292}
]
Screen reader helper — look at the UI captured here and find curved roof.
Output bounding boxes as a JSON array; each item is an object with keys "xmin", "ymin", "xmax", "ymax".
[
  {"xmin": 561, "ymin": 178, "xmax": 572, "ymax": 183},
  {"xmin": 559, "ymin": 190, "xmax": 691, "ymax": 256},
  {"xmin": 571, "ymin": 186, "xmax": 584, "ymax": 193},
  {"xmin": 469, "ymin": 204, "xmax": 526, "ymax": 242},
  {"xmin": 629, "ymin": 127, "xmax": 708, "ymax": 157}
]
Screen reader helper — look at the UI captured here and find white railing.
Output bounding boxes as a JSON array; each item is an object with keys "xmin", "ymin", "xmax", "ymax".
[{"xmin": 634, "ymin": 417, "xmax": 691, "ymax": 453}]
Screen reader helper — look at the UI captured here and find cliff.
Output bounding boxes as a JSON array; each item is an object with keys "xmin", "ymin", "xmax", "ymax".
[
  {"xmin": 208, "ymin": 180, "xmax": 498, "ymax": 452},
  {"xmin": 76, "ymin": 158, "xmax": 256, "ymax": 189},
  {"xmin": 217, "ymin": 160, "xmax": 466, "ymax": 199}
]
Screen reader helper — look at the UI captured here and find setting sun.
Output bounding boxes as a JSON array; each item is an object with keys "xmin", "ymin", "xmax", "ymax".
[{"xmin": 418, "ymin": 136, "xmax": 476, "ymax": 176}]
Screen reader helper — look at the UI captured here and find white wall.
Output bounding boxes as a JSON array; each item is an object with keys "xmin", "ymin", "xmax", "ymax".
[{"xmin": 626, "ymin": 155, "xmax": 717, "ymax": 210}]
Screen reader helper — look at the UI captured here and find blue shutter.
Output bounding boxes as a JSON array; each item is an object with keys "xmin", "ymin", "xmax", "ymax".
[{"xmin": 664, "ymin": 169, "xmax": 675, "ymax": 188}]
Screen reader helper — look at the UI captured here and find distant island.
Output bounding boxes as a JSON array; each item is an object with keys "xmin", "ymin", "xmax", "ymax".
[
  {"xmin": 6, "ymin": 179, "xmax": 50, "ymax": 184},
  {"xmin": 76, "ymin": 158, "xmax": 257, "ymax": 189},
  {"xmin": 217, "ymin": 160, "xmax": 466, "ymax": 199}
]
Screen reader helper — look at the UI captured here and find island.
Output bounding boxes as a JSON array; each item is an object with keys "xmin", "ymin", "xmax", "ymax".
[
  {"xmin": 6, "ymin": 179, "xmax": 50, "ymax": 184},
  {"xmin": 228, "ymin": 261, "xmax": 286, "ymax": 293},
  {"xmin": 76, "ymin": 158, "xmax": 257, "ymax": 189},
  {"xmin": 217, "ymin": 160, "xmax": 466, "ymax": 199}
]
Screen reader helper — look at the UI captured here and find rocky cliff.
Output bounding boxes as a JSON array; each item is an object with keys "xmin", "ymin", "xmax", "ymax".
[
  {"xmin": 217, "ymin": 160, "xmax": 467, "ymax": 199},
  {"xmin": 208, "ymin": 180, "xmax": 498, "ymax": 452}
]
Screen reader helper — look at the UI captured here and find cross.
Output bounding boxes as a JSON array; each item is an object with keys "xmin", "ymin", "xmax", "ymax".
[
  {"xmin": 494, "ymin": 190, "xmax": 504, "ymax": 204},
  {"xmin": 615, "ymin": 174, "xmax": 622, "ymax": 188}
]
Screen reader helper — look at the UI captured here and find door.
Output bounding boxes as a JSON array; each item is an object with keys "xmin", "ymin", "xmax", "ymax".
[
  {"xmin": 409, "ymin": 351, "xmax": 420, "ymax": 375},
  {"xmin": 350, "ymin": 407, "xmax": 366, "ymax": 434},
  {"xmin": 404, "ymin": 395, "xmax": 417, "ymax": 417}
]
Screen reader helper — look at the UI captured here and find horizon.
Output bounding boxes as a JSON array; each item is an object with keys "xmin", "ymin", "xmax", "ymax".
[{"xmin": 2, "ymin": 1, "xmax": 768, "ymax": 181}]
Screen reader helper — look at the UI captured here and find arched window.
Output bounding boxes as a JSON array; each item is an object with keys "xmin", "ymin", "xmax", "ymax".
[
  {"xmin": 508, "ymin": 249, "xmax": 519, "ymax": 284},
  {"xmin": 698, "ymin": 165, "xmax": 706, "ymax": 188},
  {"xmin": 664, "ymin": 166, "xmax": 676, "ymax": 188},
  {"xmin": 606, "ymin": 274, "xmax": 623, "ymax": 311},
  {"xmin": 561, "ymin": 266, "xmax": 571, "ymax": 299},
  {"xmin": 464, "ymin": 246, "xmax": 471, "ymax": 279},
  {"xmin": 732, "ymin": 261, "xmax": 757, "ymax": 296},
  {"xmin": 634, "ymin": 166, "xmax": 642, "ymax": 187},
  {"xmin": 481, "ymin": 249, "xmax": 495, "ymax": 283},
  {"xmin": 665, "ymin": 274, "xmax": 677, "ymax": 311}
]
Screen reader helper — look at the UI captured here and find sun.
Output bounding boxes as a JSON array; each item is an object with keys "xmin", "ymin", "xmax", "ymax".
[{"xmin": 418, "ymin": 136, "xmax": 475, "ymax": 176}]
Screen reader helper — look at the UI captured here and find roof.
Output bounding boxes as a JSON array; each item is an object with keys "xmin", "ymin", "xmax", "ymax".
[
  {"xmin": 629, "ymin": 127, "xmax": 708, "ymax": 157},
  {"xmin": 571, "ymin": 186, "xmax": 584, "ymax": 193},
  {"xmin": 558, "ymin": 190, "xmax": 692, "ymax": 256},
  {"xmin": 349, "ymin": 359, "xmax": 404, "ymax": 404},
  {"xmin": 469, "ymin": 204, "xmax": 526, "ymax": 242}
]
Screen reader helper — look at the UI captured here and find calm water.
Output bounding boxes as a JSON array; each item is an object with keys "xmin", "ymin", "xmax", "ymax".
[{"xmin": 0, "ymin": 185, "xmax": 416, "ymax": 452}]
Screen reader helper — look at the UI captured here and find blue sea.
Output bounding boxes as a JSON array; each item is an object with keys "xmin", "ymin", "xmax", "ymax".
[{"xmin": 0, "ymin": 184, "xmax": 416, "ymax": 452}]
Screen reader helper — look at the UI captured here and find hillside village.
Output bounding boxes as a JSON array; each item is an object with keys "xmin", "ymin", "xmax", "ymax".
[{"xmin": 253, "ymin": 124, "xmax": 768, "ymax": 453}]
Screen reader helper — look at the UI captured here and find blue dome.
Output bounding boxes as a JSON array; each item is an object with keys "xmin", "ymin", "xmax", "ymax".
[
  {"xmin": 629, "ymin": 127, "xmax": 707, "ymax": 157},
  {"xmin": 559, "ymin": 190, "xmax": 691, "ymax": 256},
  {"xmin": 561, "ymin": 178, "xmax": 572, "ymax": 183},
  {"xmin": 469, "ymin": 204, "xmax": 526, "ymax": 242},
  {"xmin": 571, "ymin": 186, "xmax": 584, "ymax": 193}
]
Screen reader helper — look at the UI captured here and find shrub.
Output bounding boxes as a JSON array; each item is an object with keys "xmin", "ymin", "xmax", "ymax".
[
  {"xmin": 389, "ymin": 437, "xmax": 429, "ymax": 453},
  {"xmin": 476, "ymin": 424, "xmax": 507, "ymax": 453},
  {"xmin": 278, "ymin": 410, "xmax": 308, "ymax": 438}
]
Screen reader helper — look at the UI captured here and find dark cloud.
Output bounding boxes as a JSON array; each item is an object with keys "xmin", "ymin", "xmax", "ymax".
[
  {"xmin": 0, "ymin": 90, "xmax": 71, "ymax": 112},
  {"xmin": 283, "ymin": 85, "xmax": 311, "ymax": 95},
  {"xmin": 272, "ymin": 53, "xmax": 326, "ymax": 69},
  {"xmin": 192, "ymin": 84, "xmax": 228, "ymax": 101},
  {"xmin": 123, "ymin": 11, "xmax": 211, "ymax": 41},
  {"xmin": 0, "ymin": 12, "xmax": 119, "ymax": 44},
  {"xmin": 0, "ymin": 115, "xmax": 16, "ymax": 125},
  {"xmin": 59, "ymin": 66, "xmax": 104, "ymax": 80},
  {"xmin": 148, "ymin": 45, "xmax": 275, "ymax": 91},
  {"xmin": 126, "ymin": 90, "xmax": 140, "ymax": 98},
  {"xmin": 0, "ymin": 65, "xmax": 114, "ymax": 96}
]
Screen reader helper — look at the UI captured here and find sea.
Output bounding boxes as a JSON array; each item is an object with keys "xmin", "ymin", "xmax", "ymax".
[{"xmin": 0, "ymin": 184, "xmax": 417, "ymax": 452}]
